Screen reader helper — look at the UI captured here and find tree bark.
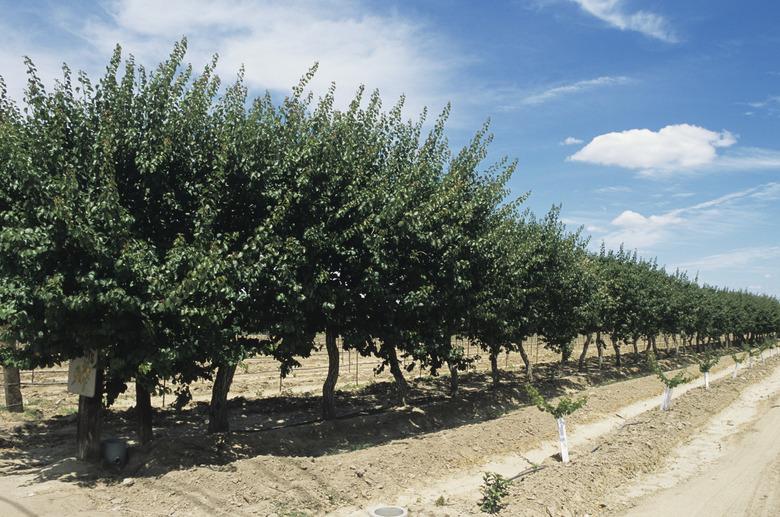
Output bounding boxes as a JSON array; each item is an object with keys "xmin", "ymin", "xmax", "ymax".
[
  {"xmin": 2, "ymin": 342, "xmax": 23, "ymax": 413},
  {"xmin": 578, "ymin": 333, "xmax": 592, "ymax": 371},
  {"xmin": 135, "ymin": 381, "xmax": 153, "ymax": 444},
  {"xmin": 447, "ymin": 359, "xmax": 459, "ymax": 397},
  {"xmin": 596, "ymin": 332, "xmax": 605, "ymax": 369},
  {"xmin": 322, "ymin": 327, "xmax": 339, "ymax": 420},
  {"xmin": 489, "ymin": 348, "xmax": 500, "ymax": 388},
  {"xmin": 77, "ymin": 367, "xmax": 103, "ymax": 461},
  {"xmin": 631, "ymin": 338, "xmax": 639, "ymax": 356},
  {"xmin": 208, "ymin": 363, "xmax": 237, "ymax": 433},
  {"xmin": 518, "ymin": 342, "xmax": 533, "ymax": 380},
  {"xmin": 561, "ymin": 343, "xmax": 573, "ymax": 365},
  {"xmin": 385, "ymin": 345, "xmax": 409, "ymax": 405},
  {"xmin": 612, "ymin": 337, "xmax": 622, "ymax": 367}
]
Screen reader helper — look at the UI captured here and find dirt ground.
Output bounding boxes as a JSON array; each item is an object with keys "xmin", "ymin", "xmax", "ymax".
[
  {"xmin": 618, "ymin": 356, "xmax": 780, "ymax": 517},
  {"xmin": 490, "ymin": 352, "xmax": 780, "ymax": 517},
  {"xmin": 0, "ymin": 335, "xmax": 607, "ymax": 429},
  {"xmin": 3, "ymin": 340, "xmax": 769, "ymax": 517}
]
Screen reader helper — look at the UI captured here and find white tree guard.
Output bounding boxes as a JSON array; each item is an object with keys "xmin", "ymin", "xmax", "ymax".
[
  {"xmin": 733, "ymin": 363, "xmax": 739, "ymax": 379},
  {"xmin": 704, "ymin": 371, "xmax": 710, "ymax": 390},
  {"xmin": 660, "ymin": 386, "xmax": 673, "ymax": 411},
  {"xmin": 557, "ymin": 417, "xmax": 569, "ymax": 464}
]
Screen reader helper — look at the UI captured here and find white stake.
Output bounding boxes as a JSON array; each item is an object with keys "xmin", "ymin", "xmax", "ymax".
[
  {"xmin": 704, "ymin": 371, "xmax": 710, "ymax": 390},
  {"xmin": 557, "ymin": 417, "xmax": 570, "ymax": 464},
  {"xmin": 661, "ymin": 386, "xmax": 673, "ymax": 411},
  {"xmin": 733, "ymin": 363, "xmax": 739, "ymax": 379}
]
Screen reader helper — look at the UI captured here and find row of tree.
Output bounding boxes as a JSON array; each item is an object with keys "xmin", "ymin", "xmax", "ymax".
[{"xmin": 1, "ymin": 42, "xmax": 778, "ymax": 459}]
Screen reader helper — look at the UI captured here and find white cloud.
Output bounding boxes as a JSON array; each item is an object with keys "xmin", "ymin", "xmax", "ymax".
[
  {"xmin": 594, "ymin": 185, "xmax": 632, "ymax": 193},
  {"xmin": 675, "ymin": 246, "xmax": 780, "ymax": 272},
  {"xmin": 520, "ymin": 75, "xmax": 630, "ymax": 105},
  {"xmin": 570, "ymin": 0, "xmax": 677, "ymax": 42},
  {"xmin": 746, "ymin": 95, "xmax": 780, "ymax": 110},
  {"xmin": 713, "ymin": 147, "xmax": 780, "ymax": 172},
  {"xmin": 598, "ymin": 182, "xmax": 780, "ymax": 250},
  {"xmin": 1, "ymin": 0, "xmax": 463, "ymax": 117},
  {"xmin": 568, "ymin": 124, "xmax": 744, "ymax": 176},
  {"xmin": 562, "ymin": 136, "xmax": 584, "ymax": 145}
]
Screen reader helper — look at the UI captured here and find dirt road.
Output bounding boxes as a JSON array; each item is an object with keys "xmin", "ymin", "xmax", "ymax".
[{"xmin": 622, "ymin": 370, "xmax": 780, "ymax": 517}]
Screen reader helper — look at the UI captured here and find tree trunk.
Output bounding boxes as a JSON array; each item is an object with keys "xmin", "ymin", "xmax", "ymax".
[
  {"xmin": 518, "ymin": 343, "xmax": 533, "ymax": 380},
  {"xmin": 489, "ymin": 349, "xmax": 500, "ymax": 388},
  {"xmin": 2, "ymin": 342, "xmax": 23, "ymax": 413},
  {"xmin": 577, "ymin": 334, "xmax": 592, "ymax": 371},
  {"xmin": 631, "ymin": 338, "xmax": 639, "ymax": 356},
  {"xmin": 596, "ymin": 332, "xmax": 605, "ymax": 369},
  {"xmin": 651, "ymin": 335, "xmax": 658, "ymax": 355},
  {"xmin": 135, "ymin": 381, "xmax": 153, "ymax": 444},
  {"xmin": 322, "ymin": 327, "xmax": 339, "ymax": 420},
  {"xmin": 208, "ymin": 363, "xmax": 237, "ymax": 433},
  {"xmin": 77, "ymin": 367, "xmax": 103, "ymax": 461},
  {"xmin": 447, "ymin": 359, "xmax": 459, "ymax": 397},
  {"xmin": 561, "ymin": 343, "xmax": 573, "ymax": 365},
  {"xmin": 385, "ymin": 345, "xmax": 409, "ymax": 405},
  {"xmin": 612, "ymin": 337, "xmax": 622, "ymax": 367}
]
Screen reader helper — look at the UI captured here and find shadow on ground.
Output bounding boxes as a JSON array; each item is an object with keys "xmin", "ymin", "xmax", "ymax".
[{"xmin": 0, "ymin": 348, "xmax": 718, "ymax": 488}]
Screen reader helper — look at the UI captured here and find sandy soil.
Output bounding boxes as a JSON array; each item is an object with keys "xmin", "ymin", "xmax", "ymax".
[
  {"xmin": 484, "ymin": 352, "xmax": 780, "ymax": 517},
  {"xmin": 0, "ymin": 334, "xmax": 607, "ymax": 427},
  {"xmin": 0, "ymin": 344, "xmax": 754, "ymax": 517},
  {"xmin": 619, "ymin": 357, "xmax": 780, "ymax": 517}
]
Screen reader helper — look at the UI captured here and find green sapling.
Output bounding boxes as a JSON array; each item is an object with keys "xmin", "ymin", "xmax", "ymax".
[
  {"xmin": 698, "ymin": 352, "xmax": 719, "ymax": 390},
  {"xmin": 525, "ymin": 384, "xmax": 587, "ymax": 463},
  {"xmin": 647, "ymin": 352, "xmax": 693, "ymax": 410},
  {"xmin": 731, "ymin": 350, "xmax": 747, "ymax": 378}
]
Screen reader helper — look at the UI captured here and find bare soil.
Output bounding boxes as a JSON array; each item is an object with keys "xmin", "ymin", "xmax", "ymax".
[
  {"xmin": 489, "ymin": 353, "xmax": 780, "ymax": 517},
  {"xmin": 1, "ymin": 342, "xmax": 750, "ymax": 517}
]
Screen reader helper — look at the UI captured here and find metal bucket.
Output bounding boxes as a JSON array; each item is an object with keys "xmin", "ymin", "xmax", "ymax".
[{"xmin": 101, "ymin": 438, "xmax": 128, "ymax": 468}]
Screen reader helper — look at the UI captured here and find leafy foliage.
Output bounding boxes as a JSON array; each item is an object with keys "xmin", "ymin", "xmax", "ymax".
[
  {"xmin": 647, "ymin": 352, "xmax": 693, "ymax": 389},
  {"xmin": 525, "ymin": 384, "xmax": 587, "ymax": 419},
  {"xmin": 479, "ymin": 472, "xmax": 511, "ymax": 514},
  {"xmin": 698, "ymin": 352, "xmax": 719, "ymax": 373}
]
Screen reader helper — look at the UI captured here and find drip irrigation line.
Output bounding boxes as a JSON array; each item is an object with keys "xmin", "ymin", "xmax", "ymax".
[{"xmin": 508, "ymin": 465, "xmax": 546, "ymax": 482}]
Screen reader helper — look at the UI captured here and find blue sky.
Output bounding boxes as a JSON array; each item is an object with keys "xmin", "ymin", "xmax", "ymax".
[{"xmin": 1, "ymin": 0, "xmax": 779, "ymax": 295}]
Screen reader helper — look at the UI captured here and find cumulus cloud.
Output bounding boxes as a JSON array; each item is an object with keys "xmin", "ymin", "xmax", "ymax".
[
  {"xmin": 562, "ymin": 136, "xmax": 584, "ymax": 145},
  {"xmin": 520, "ymin": 75, "xmax": 630, "ymax": 106},
  {"xmin": 568, "ymin": 124, "xmax": 739, "ymax": 175},
  {"xmin": 570, "ymin": 0, "xmax": 677, "ymax": 42}
]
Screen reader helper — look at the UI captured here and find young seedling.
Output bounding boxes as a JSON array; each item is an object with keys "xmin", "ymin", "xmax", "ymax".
[
  {"xmin": 525, "ymin": 384, "xmax": 587, "ymax": 464},
  {"xmin": 731, "ymin": 350, "xmax": 747, "ymax": 378},
  {"xmin": 647, "ymin": 352, "xmax": 693, "ymax": 411},
  {"xmin": 743, "ymin": 344, "xmax": 760, "ymax": 368},
  {"xmin": 479, "ymin": 472, "xmax": 510, "ymax": 514},
  {"xmin": 698, "ymin": 352, "xmax": 719, "ymax": 390},
  {"xmin": 758, "ymin": 340, "xmax": 772, "ymax": 364}
]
